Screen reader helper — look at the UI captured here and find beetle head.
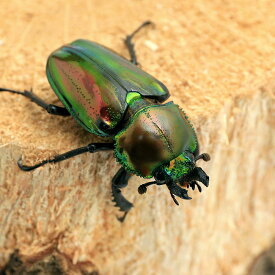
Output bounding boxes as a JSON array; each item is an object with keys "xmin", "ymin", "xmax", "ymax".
[{"xmin": 138, "ymin": 151, "xmax": 210, "ymax": 203}]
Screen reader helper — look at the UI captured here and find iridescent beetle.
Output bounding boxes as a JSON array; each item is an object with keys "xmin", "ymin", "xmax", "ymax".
[{"xmin": 0, "ymin": 22, "xmax": 210, "ymax": 221}]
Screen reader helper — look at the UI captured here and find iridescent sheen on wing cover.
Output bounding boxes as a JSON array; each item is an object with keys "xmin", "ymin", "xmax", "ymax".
[{"xmin": 46, "ymin": 39, "xmax": 169, "ymax": 136}]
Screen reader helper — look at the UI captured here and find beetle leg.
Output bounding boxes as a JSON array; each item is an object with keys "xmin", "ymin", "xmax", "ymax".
[
  {"xmin": 18, "ymin": 143, "xmax": 114, "ymax": 171},
  {"xmin": 111, "ymin": 167, "xmax": 133, "ymax": 222},
  {"xmin": 0, "ymin": 88, "xmax": 70, "ymax": 116},
  {"xmin": 124, "ymin": 21, "xmax": 152, "ymax": 65},
  {"xmin": 166, "ymin": 182, "xmax": 192, "ymax": 201}
]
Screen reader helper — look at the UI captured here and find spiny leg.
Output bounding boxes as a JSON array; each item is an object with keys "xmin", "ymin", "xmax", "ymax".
[
  {"xmin": 124, "ymin": 21, "xmax": 153, "ymax": 65},
  {"xmin": 0, "ymin": 88, "xmax": 70, "ymax": 116},
  {"xmin": 18, "ymin": 143, "xmax": 114, "ymax": 171},
  {"xmin": 112, "ymin": 167, "xmax": 133, "ymax": 222},
  {"xmin": 166, "ymin": 182, "xmax": 192, "ymax": 203}
]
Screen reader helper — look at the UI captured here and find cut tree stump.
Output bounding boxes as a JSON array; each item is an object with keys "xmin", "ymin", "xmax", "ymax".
[{"xmin": 0, "ymin": 0, "xmax": 274, "ymax": 274}]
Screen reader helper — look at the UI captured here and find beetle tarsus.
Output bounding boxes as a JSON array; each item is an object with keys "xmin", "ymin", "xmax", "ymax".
[
  {"xmin": 0, "ymin": 87, "xmax": 26, "ymax": 95},
  {"xmin": 17, "ymin": 143, "xmax": 114, "ymax": 171},
  {"xmin": 0, "ymin": 87, "xmax": 71, "ymax": 116},
  {"xmin": 17, "ymin": 158, "xmax": 48, "ymax": 171},
  {"xmin": 117, "ymin": 211, "xmax": 129, "ymax": 223},
  {"xmin": 128, "ymin": 21, "xmax": 153, "ymax": 39},
  {"xmin": 124, "ymin": 21, "xmax": 153, "ymax": 65}
]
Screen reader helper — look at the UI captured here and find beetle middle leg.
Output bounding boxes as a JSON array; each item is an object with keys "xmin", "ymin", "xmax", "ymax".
[
  {"xmin": 124, "ymin": 21, "xmax": 152, "ymax": 65},
  {"xmin": 0, "ymin": 88, "xmax": 70, "ymax": 116},
  {"xmin": 112, "ymin": 167, "xmax": 133, "ymax": 222}
]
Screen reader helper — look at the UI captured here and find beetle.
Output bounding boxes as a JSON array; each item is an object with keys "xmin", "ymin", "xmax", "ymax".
[{"xmin": 0, "ymin": 21, "xmax": 210, "ymax": 221}]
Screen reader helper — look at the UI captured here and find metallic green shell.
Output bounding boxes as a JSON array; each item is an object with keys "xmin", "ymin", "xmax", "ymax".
[
  {"xmin": 114, "ymin": 102, "xmax": 198, "ymax": 178},
  {"xmin": 163, "ymin": 153, "xmax": 195, "ymax": 181},
  {"xmin": 46, "ymin": 39, "xmax": 169, "ymax": 137}
]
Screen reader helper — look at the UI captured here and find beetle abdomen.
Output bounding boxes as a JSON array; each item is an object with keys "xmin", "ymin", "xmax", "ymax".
[{"xmin": 114, "ymin": 102, "xmax": 198, "ymax": 177}]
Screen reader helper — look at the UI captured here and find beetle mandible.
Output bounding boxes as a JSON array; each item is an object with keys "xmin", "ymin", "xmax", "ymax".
[{"xmin": 0, "ymin": 21, "xmax": 210, "ymax": 221}]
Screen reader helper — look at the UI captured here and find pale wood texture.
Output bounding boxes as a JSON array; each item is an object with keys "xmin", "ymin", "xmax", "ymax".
[{"xmin": 0, "ymin": 0, "xmax": 274, "ymax": 274}]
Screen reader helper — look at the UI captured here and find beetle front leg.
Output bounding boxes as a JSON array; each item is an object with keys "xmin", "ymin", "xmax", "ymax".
[
  {"xmin": 166, "ymin": 182, "xmax": 192, "ymax": 205},
  {"xmin": 124, "ymin": 21, "xmax": 152, "ymax": 65},
  {"xmin": 112, "ymin": 167, "xmax": 133, "ymax": 222},
  {"xmin": 0, "ymin": 88, "xmax": 70, "ymax": 116},
  {"xmin": 18, "ymin": 143, "xmax": 114, "ymax": 171}
]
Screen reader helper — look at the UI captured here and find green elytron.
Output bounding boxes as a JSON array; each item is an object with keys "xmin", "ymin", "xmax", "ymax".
[{"xmin": 0, "ymin": 22, "xmax": 210, "ymax": 221}]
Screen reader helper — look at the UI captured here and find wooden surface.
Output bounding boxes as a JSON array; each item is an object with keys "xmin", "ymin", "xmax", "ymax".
[{"xmin": 0, "ymin": 0, "xmax": 274, "ymax": 274}]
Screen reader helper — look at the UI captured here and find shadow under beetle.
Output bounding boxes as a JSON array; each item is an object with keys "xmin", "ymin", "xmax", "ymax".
[{"xmin": 0, "ymin": 21, "xmax": 210, "ymax": 222}]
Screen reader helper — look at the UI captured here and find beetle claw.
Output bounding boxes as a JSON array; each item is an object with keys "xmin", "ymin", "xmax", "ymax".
[
  {"xmin": 116, "ymin": 211, "xmax": 129, "ymax": 223},
  {"xmin": 17, "ymin": 158, "xmax": 47, "ymax": 171}
]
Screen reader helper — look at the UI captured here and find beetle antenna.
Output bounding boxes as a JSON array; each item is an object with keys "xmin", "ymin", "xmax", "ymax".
[
  {"xmin": 138, "ymin": 181, "xmax": 157, "ymax": 194},
  {"xmin": 195, "ymin": 153, "xmax": 210, "ymax": 162},
  {"xmin": 125, "ymin": 21, "xmax": 153, "ymax": 65}
]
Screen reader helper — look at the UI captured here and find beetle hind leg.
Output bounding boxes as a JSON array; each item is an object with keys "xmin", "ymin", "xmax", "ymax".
[
  {"xmin": 0, "ymin": 88, "xmax": 70, "ymax": 116},
  {"xmin": 111, "ymin": 167, "xmax": 133, "ymax": 222},
  {"xmin": 124, "ymin": 21, "xmax": 153, "ymax": 65},
  {"xmin": 18, "ymin": 143, "xmax": 114, "ymax": 171}
]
